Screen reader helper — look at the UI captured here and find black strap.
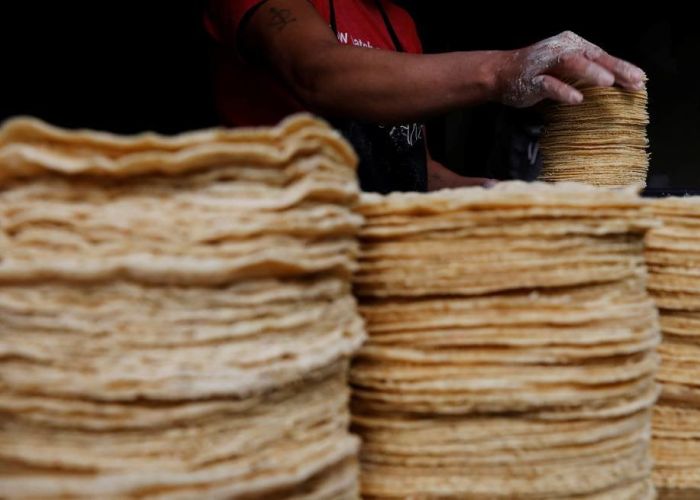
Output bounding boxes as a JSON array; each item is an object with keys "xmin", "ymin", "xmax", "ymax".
[
  {"xmin": 329, "ymin": 0, "xmax": 337, "ymax": 35},
  {"xmin": 374, "ymin": 0, "xmax": 404, "ymax": 52},
  {"xmin": 328, "ymin": 0, "xmax": 404, "ymax": 53}
]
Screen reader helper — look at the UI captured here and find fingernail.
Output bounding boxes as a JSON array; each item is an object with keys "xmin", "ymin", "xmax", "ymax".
[
  {"xmin": 633, "ymin": 80, "xmax": 646, "ymax": 90},
  {"xmin": 630, "ymin": 67, "xmax": 646, "ymax": 81},
  {"xmin": 570, "ymin": 90, "xmax": 584, "ymax": 104},
  {"xmin": 484, "ymin": 180, "xmax": 498, "ymax": 188}
]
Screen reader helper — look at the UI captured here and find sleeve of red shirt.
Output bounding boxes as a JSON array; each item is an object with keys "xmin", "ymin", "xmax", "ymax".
[{"xmin": 204, "ymin": 0, "xmax": 269, "ymax": 46}]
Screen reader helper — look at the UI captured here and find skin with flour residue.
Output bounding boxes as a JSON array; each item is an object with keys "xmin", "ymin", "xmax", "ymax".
[{"xmin": 500, "ymin": 31, "xmax": 646, "ymax": 108}]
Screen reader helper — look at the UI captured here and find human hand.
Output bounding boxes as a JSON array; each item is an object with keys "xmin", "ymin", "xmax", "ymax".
[{"xmin": 496, "ymin": 31, "xmax": 646, "ymax": 108}]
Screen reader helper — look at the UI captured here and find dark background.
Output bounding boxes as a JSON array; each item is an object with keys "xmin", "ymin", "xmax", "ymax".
[{"xmin": 1, "ymin": 3, "xmax": 697, "ymax": 189}]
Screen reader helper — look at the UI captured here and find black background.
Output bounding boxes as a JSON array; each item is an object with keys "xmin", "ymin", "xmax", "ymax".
[{"xmin": 1, "ymin": 2, "xmax": 697, "ymax": 189}]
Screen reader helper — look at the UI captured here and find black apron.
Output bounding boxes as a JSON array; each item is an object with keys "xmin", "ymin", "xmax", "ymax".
[{"xmin": 328, "ymin": 0, "xmax": 427, "ymax": 193}]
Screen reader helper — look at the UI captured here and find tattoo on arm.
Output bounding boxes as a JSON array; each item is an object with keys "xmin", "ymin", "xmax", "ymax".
[{"xmin": 268, "ymin": 7, "xmax": 297, "ymax": 32}]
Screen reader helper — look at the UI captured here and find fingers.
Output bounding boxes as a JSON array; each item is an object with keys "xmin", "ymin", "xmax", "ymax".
[
  {"xmin": 533, "ymin": 75, "xmax": 583, "ymax": 105},
  {"xmin": 530, "ymin": 31, "xmax": 603, "ymax": 72},
  {"xmin": 554, "ymin": 54, "xmax": 615, "ymax": 87},
  {"xmin": 556, "ymin": 31, "xmax": 604, "ymax": 60},
  {"xmin": 552, "ymin": 31, "xmax": 646, "ymax": 90},
  {"xmin": 594, "ymin": 52, "xmax": 646, "ymax": 90},
  {"xmin": 505, "ymin": 31, "xmax": 645, "ymax": 109}
]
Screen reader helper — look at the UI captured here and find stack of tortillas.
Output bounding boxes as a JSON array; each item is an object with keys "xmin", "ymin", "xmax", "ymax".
[
  {"xmin": 0, "ymin": 115, "xmax": 366, "ymax": 498},
  {"xmin": 539, "ymin": 87, "xmax": 649, "ymax": 188},
  {"xmin": 352, "ymin": 182, "xmax": 660, "ymax": 499},
  {"xmin": 647, "ymin": 198, "xmax": 700, "ymax": 499}
]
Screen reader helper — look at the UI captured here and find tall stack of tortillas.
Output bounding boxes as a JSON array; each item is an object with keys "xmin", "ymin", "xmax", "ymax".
[
  {"xmin": 0, "ymin": 115, "xmax": 366, "ymax": 498},
  {"xmin": 352, "ymin": 182, "xmax": 660, "ymax": 499},
  {"xmin": 539, "ymin": 87, "xmax": 649, "ymax": 188},
  {"xmin": 647, "ymin": 198, "xmax": 700, "ymax": 499}
]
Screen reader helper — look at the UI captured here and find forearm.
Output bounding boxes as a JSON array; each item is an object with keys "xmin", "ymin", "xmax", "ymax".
[
  {"xmin": 242, "ymin": 1, "xmax": 646, "ymax": 121},
  {"xmin": 286, "ymin": 45, "xmax": 506, "ymax": 123}
]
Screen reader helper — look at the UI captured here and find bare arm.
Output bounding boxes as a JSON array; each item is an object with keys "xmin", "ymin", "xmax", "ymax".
[
  {"xmin": 241, "ymin": 0, "xmax": 646, "ymax": 122},
  {"xmin": 243, "ymin": 0, "xmax": 501, "ymax": 122}
]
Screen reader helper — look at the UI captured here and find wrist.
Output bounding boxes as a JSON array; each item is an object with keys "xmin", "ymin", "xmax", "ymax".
[{"xmin": 484, "ymin": 50, "xmax": 514, "ymax": 103}]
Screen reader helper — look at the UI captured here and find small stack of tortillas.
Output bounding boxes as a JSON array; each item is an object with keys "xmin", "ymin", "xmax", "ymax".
[
  {"xmin": 539, "ymin": 87, "xmax": 649, "ymax": 188},
  {"xmin": 646, "ymin": 198, "xmax": 700, "ymax": 499},
  {"xmin": 0, "ymin": 115, "xmax": 366, "ymax": 498},
  {"xmin": 352, "ymin": 182, "xmax": 660, "ymax": 499}
]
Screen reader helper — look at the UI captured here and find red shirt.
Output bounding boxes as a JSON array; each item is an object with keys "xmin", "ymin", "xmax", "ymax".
[{"xmin": 204, "ymin": 0, "xmax": 423, "ymax": 126}]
